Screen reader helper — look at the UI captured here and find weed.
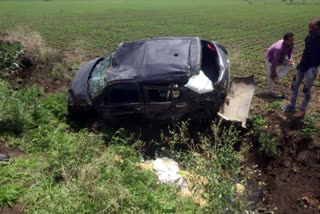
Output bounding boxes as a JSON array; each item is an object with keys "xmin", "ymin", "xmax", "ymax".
[
  {"xmin": 42, "ymin": 93, "xmax": 67, "ymax": 120},
  {"xmin": 266, "ymin": 101, "xmax": 282, "ymax": 112},
  {"xmin": 301, "ymin": 111, "xmax": 318, "ymax": 138},
  {"xmin": 0, "ymin": 80, "xmax": 43, "ymax": 134},
  {"xmin": 258, "ymin": 132, "xmax": 277, "ymax": 157},
  {"xmin": 50, "ymin": 63, "xmax": 65, "ymax": 81},
  {"xmin": 161, "ymin": 120, "xmax": 253, "ymax": 213},
  {"xmin": 250, "ymin": 114, "xmax": 277, "ymax": 157},
  {"xmin": 0, "ymin": 41, "xmax": 24, "ymax": 72}
]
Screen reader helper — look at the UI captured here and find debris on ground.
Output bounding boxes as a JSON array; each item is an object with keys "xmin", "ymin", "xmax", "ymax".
[
  {"xmin": 0, "ymin": 140, "xmax": 24, "ymax": 158},
  {"xmin": 139, "ymin": 157, "xmax": 187, "ymax": 189},
  {"xmin": 0, "ymin": 153, "xmax": 10, "ymax": 162},
  {"xmin": 138, "ymin": 157, "xmax": 208, "ymax": 206},
  {"xmin": 235, "ymin": 183, "xmax": 246, "ymax": 196}
]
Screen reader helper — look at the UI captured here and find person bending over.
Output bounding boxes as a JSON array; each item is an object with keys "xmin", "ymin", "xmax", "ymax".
[{"xmin": 265, "ymin": 32, "xmax": 295, "ymax": 98}]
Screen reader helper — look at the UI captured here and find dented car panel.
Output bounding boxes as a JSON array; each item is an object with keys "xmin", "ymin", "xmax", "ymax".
[
  {"xmin": 218, "ymin": 75, "xmax": 256, "ymax": 128},
  {"xmin": 68, "ymin": 57, "xmax": 102, "ymax": 107},
  {"xmin": 68, "ymin": 37, "xmax": 233, "ymax": 122}
]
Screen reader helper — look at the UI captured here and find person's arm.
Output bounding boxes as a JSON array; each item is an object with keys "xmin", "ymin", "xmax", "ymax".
[
  {"xmin": 316, "ymin": 40, "xmax": 320, "ymax": 68},
  {"xmin": 288, "ymin": 46, "xmax": 294, "ymax": 60},
  {"xmin": 288, "ymin": 46, "xmax": 294, "ymax": 65}
]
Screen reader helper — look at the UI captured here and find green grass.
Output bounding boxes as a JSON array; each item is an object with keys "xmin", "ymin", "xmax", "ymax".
[
  {"xmin": 301, "ymin": 111, "xmax": 318, "ymax": 138},
  {"xmin": 266, "ymin": 100, "xmax": 283, "ymax": 112},
  {"xmin": 0, "ymin": 79, "xmax": 199, "ymax": 213},
  {"xmin": 0, "ymin": 79, "xmax": 253, "ymax": 213},
  {"xmin": 250, "ymin": 114, "xmax": 278, "ymax": 157}
]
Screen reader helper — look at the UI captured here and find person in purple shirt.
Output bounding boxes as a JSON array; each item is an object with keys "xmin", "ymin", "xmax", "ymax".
[
  {"xmin": 282, "ymin": 18, "xmax": 320, "ymax": 116},
  {"xmin": 265, "ymin": 32, "xmax": 295, "ymax": 97}
]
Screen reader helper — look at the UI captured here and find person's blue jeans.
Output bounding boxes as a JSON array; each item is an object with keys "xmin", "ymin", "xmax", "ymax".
[{"xmin": 289, "ymin": 67, "xmax": 318, "ymax": 111}]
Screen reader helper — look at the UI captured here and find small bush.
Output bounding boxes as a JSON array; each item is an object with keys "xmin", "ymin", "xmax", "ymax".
[
  {"xmin": 250, "ymin": 114, "xmax": 277, "ymax": 157},
  {"xmin": 0, "ymin": 80, "xmax": 43, "ymax": 134},
  {"xmin": 42, "ymin": 93, "xmax": 67, "ymax": 120},
  {"xmin": 0, "ymin": 41, "xmax": 24, "ymax": 72},
  {"xmin": 0, "ymin": 79, "xmax": 67, "ymax": 139},
  {"xmin": 301, "ymin": 111, "xmax": 318, "ymax": 138},
  {"xmin": 266, "ymin": 101, "xmax": 282, "ymax": 112}
]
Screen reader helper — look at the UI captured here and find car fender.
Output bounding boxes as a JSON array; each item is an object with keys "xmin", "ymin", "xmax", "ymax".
[{"xmin": 69, "ymin": 57, "xmax": 102, "ymax": 106}]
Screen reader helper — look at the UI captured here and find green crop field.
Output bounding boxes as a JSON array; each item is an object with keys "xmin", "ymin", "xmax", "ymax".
[{"xmin": 1, "ymin": 0, "xmax": 320, "ymax": 77}]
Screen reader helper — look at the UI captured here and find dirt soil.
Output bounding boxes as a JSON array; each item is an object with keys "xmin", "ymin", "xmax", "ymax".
[
  {"xmin": 0, "ymin": 140, "xmax": 24, "ymax": 158},
  {"xmin": 6, "ymin": 59, "xmax": 71, "ymax": 93},
  {"xmin": 252, "ymin": 79, "xmax": 320, "ymax": 214},
  {"xmin": 0, "ymin": 202, "xmax": 24, "ymax": 214}
]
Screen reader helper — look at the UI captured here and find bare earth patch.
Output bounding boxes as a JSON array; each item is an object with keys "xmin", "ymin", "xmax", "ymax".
[
  {"xmin": 252, "ymin": 80, "xmax": 320, "ymax": 213},
  {"xmin": 0, "ymin": 140, "xmax": 24, "ymax": 158},
  {"xmin": 0, "ymin": 202, "xmax": 24, "ymax": 214}
]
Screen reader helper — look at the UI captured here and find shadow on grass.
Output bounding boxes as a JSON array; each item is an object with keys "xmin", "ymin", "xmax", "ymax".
[
  {"xmin": 67, "ymin": 112, "xmax": 248, "ymax": 159},
  {"xmin": 255, "ymin": 92, "xmax": 286, "ymax": 101}
]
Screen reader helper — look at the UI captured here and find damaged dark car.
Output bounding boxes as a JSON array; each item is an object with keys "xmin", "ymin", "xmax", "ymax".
[{"xmin": 68, "ymin": 37, "xmax": 230, "ymax": 123}]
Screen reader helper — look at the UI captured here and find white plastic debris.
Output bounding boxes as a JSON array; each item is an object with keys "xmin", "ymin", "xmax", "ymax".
[
  {"xmin": 153, "ymin": 157, "xmax": 188, "ymax": 190},
  {"xmin": 184, "ymin": 70, "xmax": 214, "ymax": 94}
]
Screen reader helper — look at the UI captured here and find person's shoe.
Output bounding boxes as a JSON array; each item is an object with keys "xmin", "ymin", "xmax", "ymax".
[
  {"xmin": 293, "ymin": 110, "xmax": 305, "ymax": 118},
  {"xmin": 281, "ymin": 104, "xmax": 295, "ymax": 111},
  {"xmin": 268, "ymin": 93, "xmax": 285, "ymax": 99},
  {"xmin": 300, "ymin": 106, "xmax": 307, "ymax": 112}
]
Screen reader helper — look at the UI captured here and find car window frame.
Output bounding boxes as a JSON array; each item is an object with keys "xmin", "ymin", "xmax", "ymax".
[
  {"xmin": 143, "ymin": 85, "xmax": 173, "ymax": 104},
  {"xmin": 104, "ymin": 83, "xmax": 143, "ymax": 105}
]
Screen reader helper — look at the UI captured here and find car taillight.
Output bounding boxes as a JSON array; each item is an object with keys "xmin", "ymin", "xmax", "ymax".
[{"xmin": 207, "ymin": 43, "xmax": 216, "ymax": 52}]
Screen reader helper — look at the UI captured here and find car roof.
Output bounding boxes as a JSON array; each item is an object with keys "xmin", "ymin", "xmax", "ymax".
[{"xmin": 105, "ymin": 37, "xmax": 201, "ymax": 85}]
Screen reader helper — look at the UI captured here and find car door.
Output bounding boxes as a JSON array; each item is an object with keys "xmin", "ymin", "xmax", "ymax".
[
  {"xmin": 143, "ymin": 86, "xmax": 173, "ymax": 121},
  {"xmin": 102, "ymin": 83, "xmax": 143, "ymax": 117}
]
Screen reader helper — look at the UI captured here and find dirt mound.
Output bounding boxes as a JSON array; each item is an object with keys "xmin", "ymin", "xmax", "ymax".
[
  {"xmin": 0, "ymin": 202, "xmax": 24, "ymax": 214},
  {"xmin": 255, "ymin": 111, "xmax": 320, "ymax": 213},
  {"xmin": 0, "ymin": 28, "xmax": 89, "ymax": 93},
  {"xmin": 0, "ymin": 140, "xmax": 25, "ymax": 158}
]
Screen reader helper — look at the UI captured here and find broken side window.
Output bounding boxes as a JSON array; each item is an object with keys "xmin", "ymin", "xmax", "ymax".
[
  {"xmin": 88, "ymin": 53, "xmax": 114, "ymax": 98},
  {"xmin": 109, "ymin": 85, "xmax": 139, "ymax": 104}
]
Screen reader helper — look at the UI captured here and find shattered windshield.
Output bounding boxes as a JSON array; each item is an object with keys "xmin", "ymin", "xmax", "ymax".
[{"xmin": 88, "ymin": 53, "xmax": 113, "ymax": 98}]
